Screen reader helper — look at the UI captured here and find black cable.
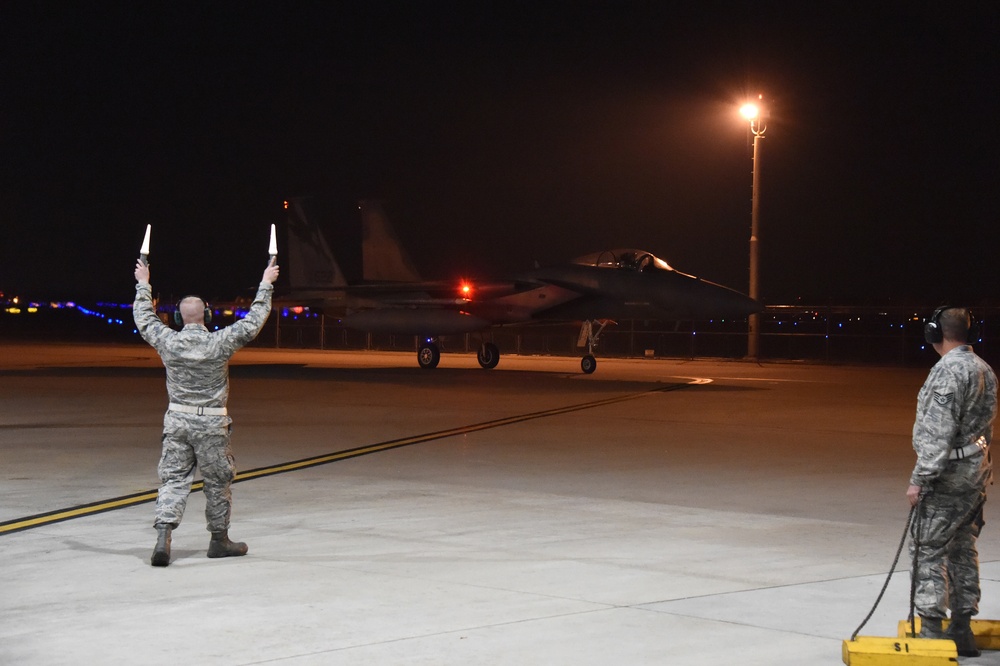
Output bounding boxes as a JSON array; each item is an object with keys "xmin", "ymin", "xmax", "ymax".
[{"xmin": 851, "ymin": 504, "xmax": 916, "ymax": 641}]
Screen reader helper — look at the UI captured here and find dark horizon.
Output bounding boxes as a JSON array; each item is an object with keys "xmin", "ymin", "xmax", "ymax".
[{"xmin": 2, "ymin": 4, "xmax": 998, "ymax": 306}]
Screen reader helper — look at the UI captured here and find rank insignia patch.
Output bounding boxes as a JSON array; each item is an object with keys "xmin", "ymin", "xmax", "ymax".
[{"xmin": 933, "ymin": 391, "xmax": 954, "ymax": 405}]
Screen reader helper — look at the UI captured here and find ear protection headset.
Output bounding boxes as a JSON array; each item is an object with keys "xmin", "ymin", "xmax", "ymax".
[
  {"xmin": 924, "ymin": 305, "xmax": 981, "ymax": 344},
  {"xmin": 173, "ymin": 296, "xmax": 212, "ymax": 326}
]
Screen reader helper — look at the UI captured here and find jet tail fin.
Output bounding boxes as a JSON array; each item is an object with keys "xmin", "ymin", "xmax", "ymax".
[
  {"xmin": 286, "ymin": 198, "xmax": 348, "ymax": 289},
  {"xmin": 360, "ymin": 200, "xmax": 422, "ymax": 282}
]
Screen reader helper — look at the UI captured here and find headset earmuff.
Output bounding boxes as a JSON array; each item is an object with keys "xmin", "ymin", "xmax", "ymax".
[
  {"xmin": 968, "ymin": 311, "xmax": 981, "ymax": 343},
  {"xmin": 924, "ymin": 306, "xmax": 979, "ymax": 344},
  {"xmin": 923, "ymin": 306, "xmax": 948, "ymax": 345}
]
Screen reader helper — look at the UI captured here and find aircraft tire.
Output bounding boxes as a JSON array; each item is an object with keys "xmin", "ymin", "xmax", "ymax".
[
  {"xmin": 418, "ymin": 343, "xmax": 441, "ymax": 369},
  {"xmin": 581, "ymin": 355, "xmax": 597, "ymax": 374},
  {"xmin": 477, "ymin": 342, "xmax": 500, "ymax": 369}
]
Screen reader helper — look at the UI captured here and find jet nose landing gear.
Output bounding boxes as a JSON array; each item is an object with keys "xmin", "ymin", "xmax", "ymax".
[{"xmin": 577, "ymin": 319, "xmax": 612, "ymax": 374}]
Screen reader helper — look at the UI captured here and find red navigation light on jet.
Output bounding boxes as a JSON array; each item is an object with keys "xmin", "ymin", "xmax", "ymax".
[{"xmin": 459, "ymin": 281, "xmax": 473, "ymax": 300}]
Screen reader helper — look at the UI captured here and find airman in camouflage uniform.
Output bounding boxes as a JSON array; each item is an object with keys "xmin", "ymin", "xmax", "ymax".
[
  {"xmin": 133, "ymin": 258, "xmax": 279, "ymax": 567},
  {"xmin": 907, "ymin": 307, "xmax": 997, "ymax": 656}
]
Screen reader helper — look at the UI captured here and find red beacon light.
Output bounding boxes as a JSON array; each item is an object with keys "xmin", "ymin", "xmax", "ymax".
[{"xmin": 459, "ymin": 281, "xmax": 474, "ymax": 300}]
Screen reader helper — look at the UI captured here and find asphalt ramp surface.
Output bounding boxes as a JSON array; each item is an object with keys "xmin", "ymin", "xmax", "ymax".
[{"xmin": 3, "ymin": 343, "xmax": 999, "ymax": 664}]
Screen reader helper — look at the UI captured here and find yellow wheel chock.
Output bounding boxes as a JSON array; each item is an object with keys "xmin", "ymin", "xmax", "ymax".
[
  {"xmin": 842, "ymin": 636, "xmax": 956, "ymax": 665},
  {"xmin": 843, "ymin": 618, "xmax": 1000, "ymax": 664}
]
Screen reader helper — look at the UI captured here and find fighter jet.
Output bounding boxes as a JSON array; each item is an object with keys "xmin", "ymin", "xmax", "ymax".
[{"xmin": 279, "ymin": 198, "xmax": 761, "ymax": 373}]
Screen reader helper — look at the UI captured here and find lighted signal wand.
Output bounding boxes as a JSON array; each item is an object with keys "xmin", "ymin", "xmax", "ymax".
[{"xmin": 138, "ymin": 224, "xmax": 151, "ymax": 266}]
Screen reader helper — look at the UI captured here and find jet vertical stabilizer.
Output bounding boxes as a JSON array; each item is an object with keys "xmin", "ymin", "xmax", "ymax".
[
  {"xmin": 359, "ymin": 200, "xmax": 422, "ymax": 282},
  {"xmin": 286, "ymin": 198, "xmax": 347, "ymax": 289}
]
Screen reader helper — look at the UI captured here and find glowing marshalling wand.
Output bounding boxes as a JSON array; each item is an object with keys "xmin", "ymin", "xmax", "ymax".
[
  {"xmin": 268, "ymin": 223, "xmax": 278, "ymax": 266},
  {"xmin": 138, "ymin": 224, "xmax": 151, "ymax": 266}
]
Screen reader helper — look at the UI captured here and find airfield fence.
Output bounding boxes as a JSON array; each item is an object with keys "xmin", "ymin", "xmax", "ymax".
[
  {"xmin": 3, "ymin": 303, "xmax": 997, "ymax": 368},
  {"xmin": 248, "ymin": 305, "xmax": 1000, "ymax": 368}
]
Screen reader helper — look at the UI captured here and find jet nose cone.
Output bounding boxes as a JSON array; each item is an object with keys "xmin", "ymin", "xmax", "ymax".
[{"xmin": 693, "ymin": 282, "xmax": 762, "ymax": 319}]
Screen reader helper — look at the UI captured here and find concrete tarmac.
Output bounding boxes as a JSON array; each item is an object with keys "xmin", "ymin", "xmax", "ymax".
[{"xmin": 2, "ymin": 342, "xmax": 999, "ymax": 665}]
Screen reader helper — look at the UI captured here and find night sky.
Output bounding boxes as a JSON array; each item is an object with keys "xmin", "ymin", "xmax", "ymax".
[{"xmin": 2, "ymin": 3, "xmax": 998, "ymax": 306}]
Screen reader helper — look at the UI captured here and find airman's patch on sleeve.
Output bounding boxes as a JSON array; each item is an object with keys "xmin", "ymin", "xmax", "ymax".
[{"xmin": 933, "ymin": 391, "xmax": 954, "ymax": 405}]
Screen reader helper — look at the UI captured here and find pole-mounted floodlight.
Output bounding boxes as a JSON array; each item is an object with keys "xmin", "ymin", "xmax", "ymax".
[
  {"xmin": 740, "ymin": 103, "xmax": 759, "ymax": 122},
  {"xmin": 743, "ymin": 95, "xmax": 766, "ymax": 361}
]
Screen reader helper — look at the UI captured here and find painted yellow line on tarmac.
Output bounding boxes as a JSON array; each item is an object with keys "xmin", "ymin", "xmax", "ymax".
[{"xmin": 0, "ymin": 379, "xmax": 707, "ymax": 536}]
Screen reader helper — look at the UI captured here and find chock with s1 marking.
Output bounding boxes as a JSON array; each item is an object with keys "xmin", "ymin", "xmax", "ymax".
[
  {"xmin": 843, "ymin": 618, "xmax": 1000, "ymax": 664},
  {"xmin": 842, "ymin": 636, "xmax": 956, "ymax": 665},
  {"xmin": 897, "ymin": 616, "xmax": 1000, "ymax": 651}
]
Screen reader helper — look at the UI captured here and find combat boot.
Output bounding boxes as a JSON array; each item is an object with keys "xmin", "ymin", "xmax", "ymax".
[
  {"xmin": 918, "ymin": 615, "xmax": 945, "ymax": 639},
  {"xmin": 151, "ymin": 525, "xmax": 172, "ymax": 567},
  {"xmin": 207, "ymin": 530, "xmax": 248, "ymax": 558},
  {"xmin": 946, "ymin": 614, "xmax": 980, "ymax": 657}
]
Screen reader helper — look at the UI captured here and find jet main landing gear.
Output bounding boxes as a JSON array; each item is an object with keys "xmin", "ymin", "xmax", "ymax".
[
  {"xmin": 477, "ymin": 342, "xmax": 500, "ymax": 369},
  {"xmin": 418, "ymin": 339, "xmax": 500, "ymax": 370},
  {"xmin": 417, "ymin": 340, "xmax": 441, "ymax": 369}
]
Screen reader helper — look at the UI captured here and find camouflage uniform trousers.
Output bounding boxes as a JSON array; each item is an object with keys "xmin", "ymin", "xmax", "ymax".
[
  {"xmin": 154, "ymin": 411, "xmax": 237, "ymax": 533},
  {"xmin": 910, "ymin": 457, "xmax": 989, "ymax": 618}
]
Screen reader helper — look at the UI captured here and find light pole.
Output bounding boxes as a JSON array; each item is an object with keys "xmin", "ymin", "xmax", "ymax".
[{"xmin": 740, "ymin": 98, "xmax": 766, "ymax": 360}]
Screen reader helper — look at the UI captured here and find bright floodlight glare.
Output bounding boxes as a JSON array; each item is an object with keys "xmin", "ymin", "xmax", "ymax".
[{"xmin": 740, "ymin": 103, "xmax": 759, "ymax": 121}]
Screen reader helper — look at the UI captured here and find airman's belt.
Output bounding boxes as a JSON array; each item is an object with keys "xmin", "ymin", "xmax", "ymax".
[{"xmin": 168, "ymin": 403, "xmax": 228, "ymax": 416}]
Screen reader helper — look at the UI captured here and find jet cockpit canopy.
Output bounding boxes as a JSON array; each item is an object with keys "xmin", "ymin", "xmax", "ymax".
[{"xmin": 572, "ymin": 249, "xmax": 674, "ymax": 273}]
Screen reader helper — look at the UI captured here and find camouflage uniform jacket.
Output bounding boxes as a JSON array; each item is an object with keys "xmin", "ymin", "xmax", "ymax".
[
  {"xmin": 910, "ymin": 345, "xmax": 998, "ymax": 488},
  {"xmin": 133, "ymin": 281, "xmax": 274, "ymax": 409}
]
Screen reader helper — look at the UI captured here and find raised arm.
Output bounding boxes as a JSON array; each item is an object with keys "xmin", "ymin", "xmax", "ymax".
[{"xmin": 133, "ymin": 260, "xmax": 172, "ymax": 348}]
